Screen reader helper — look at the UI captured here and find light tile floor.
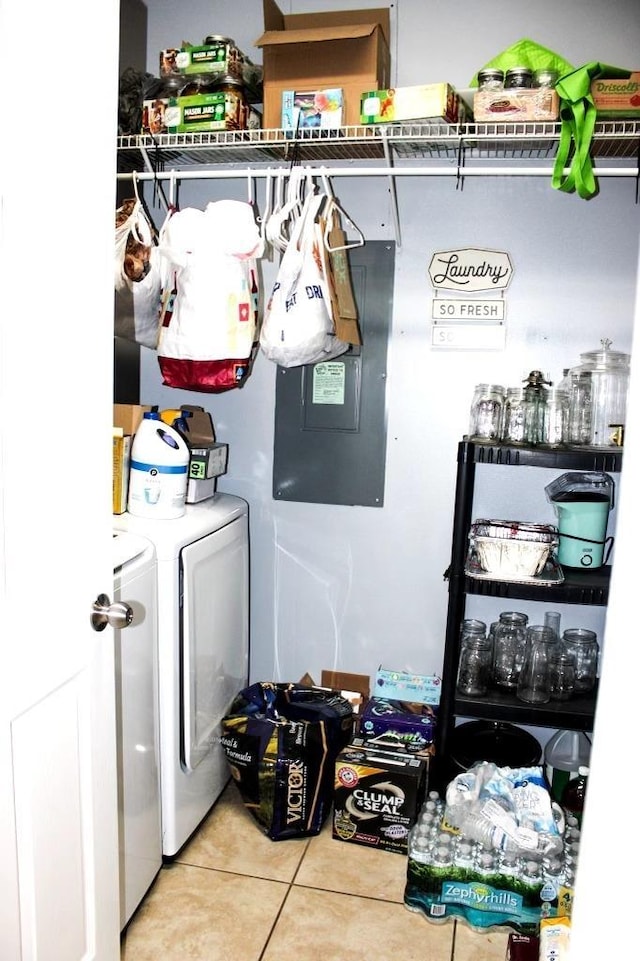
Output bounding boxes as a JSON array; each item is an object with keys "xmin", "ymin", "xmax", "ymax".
[{"xmin": 121, "ymin": 782, "xmax": 509, "ymax": 961}]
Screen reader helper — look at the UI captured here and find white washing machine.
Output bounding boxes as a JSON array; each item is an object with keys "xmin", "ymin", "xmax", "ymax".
[
  {"xmin": 112, "ymin": 531, "xmax": 162, "ymax": 929},
  {"xmin": 115, "ymin": 494, "xmax": 249, "ymax": 857}
]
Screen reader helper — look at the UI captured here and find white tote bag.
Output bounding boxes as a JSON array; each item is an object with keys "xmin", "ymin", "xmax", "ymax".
[{"xmin": 260, "ymin": 190, "xmax": 349, "ymax": 368}]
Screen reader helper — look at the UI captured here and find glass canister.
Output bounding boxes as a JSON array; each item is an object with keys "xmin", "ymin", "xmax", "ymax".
[
  {"xmin": 566, "ymin": 367, "xmax": 593, "ymax": 445},
  {"xmin": 517, "ymin": 625, "xmax": 558, "ymax": 704},
  {"xmin": 492, "ymin": 611, "xmax": 529, "ymax": 691},
  {"xmin": 469, "ymin": 384, "xmax": 505, "ymax": 442},
  {"xmin": 456, "ymin": 635, "xmax": 492, "ymax": 697},
  {"xmin": 505, "ymin": 67, "xmax": 533, "ymax": 89},
  {"xmin": 573, "ymin": 339, "xmax": 630, "ymax": 447},
  {"xmin": 561, "ymin": 628, "xmax": 599, "ymax": 693}
]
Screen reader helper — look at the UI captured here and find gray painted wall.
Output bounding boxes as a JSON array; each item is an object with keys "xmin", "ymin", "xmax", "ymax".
[{"xmin": 135, "ymin": 1, "xmax": 639, "ymax": 700}]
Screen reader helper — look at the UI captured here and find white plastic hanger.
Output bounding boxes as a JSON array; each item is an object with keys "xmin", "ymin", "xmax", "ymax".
[{"xmin": 319, "ymin": 167, "xmax": 365, "ymax": 252}]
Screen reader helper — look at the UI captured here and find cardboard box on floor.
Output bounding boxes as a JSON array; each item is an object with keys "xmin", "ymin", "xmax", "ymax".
[{"xmin": 254, "ymin": 0, "xmax": 390, "ymax": 128}]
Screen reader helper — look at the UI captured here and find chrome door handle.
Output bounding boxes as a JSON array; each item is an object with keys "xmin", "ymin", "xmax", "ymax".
[{"xmin": 91, "ymin": 593, "xmax": 134, "ymax": 631}]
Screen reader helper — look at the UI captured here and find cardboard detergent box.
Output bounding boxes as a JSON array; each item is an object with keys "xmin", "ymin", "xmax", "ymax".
[
  {"xmin": 255, "ymin": 0, "xmax": 390, "ymax": 128},
  {"xmin": 358, "ymin": 697, "xmax": 436, "ymax": 757},
  {"xmin": 333, "ymin": 738, "xmax": 427, "ymax": 854},
  {"xmin": 591, "ymin": 72, "xmax": 640, "ymax": 117},
  {"xmin": 360, "ymin": 83, "xmax": 467, "ymax": 125},
  {"xmin": 282, "ymin": 88, "xmax": 344, "ymax": 132}
]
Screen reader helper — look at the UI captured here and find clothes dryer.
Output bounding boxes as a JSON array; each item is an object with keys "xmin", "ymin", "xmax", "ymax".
[
  {"xmin": 113, "ymin": 531, "xmax": 162, "ymax": 928},
  {"xmin": 115, "ymin": 494, "xmax": 249, "ymax": 856}
]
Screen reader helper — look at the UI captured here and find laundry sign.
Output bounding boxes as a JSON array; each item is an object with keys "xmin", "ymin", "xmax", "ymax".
[{"xmin": 428, "ymin": 248, "xmax": 513, "ymax": 292}]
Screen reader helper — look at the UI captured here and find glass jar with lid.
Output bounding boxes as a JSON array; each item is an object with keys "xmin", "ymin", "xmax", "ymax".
[
  {"xmin": 572, "ymin": 339, "xmax": 630, "ymax": 447},
  {"xmin": 478, "ymin": 68, "xmax": 504, "ymax": 90},
  {"xmin": 505, "ymin": 67, "xmax": 533, "ymax": 89},
  {"xmin": 492, "ymin": 611, "xmax": 529, "ymax": 691},
  {"xmin": 561, "ymin": 628, "xmax": 599, "ymax": 693}
]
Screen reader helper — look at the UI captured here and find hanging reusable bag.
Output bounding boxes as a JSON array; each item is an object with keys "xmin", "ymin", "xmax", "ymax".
[
  {"xmin": 157, "ymin": 200, "xmax": 263, "ymax": 392},
  {"xmin": 260, "ymin": 190, "xmax": 350, "ymax": 368},
  {"xmin": 552, "ymin": 62, "xmax": 632, "ymax": 200},
  {"xmin": 114, "ymin": 197, "xmax": 162, "ymax": 348}
]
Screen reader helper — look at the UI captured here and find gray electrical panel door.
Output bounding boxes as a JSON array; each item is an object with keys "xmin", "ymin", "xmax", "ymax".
[{"xmin": 273, "ymin": 241, "xmax": 395, "ymax": 507}]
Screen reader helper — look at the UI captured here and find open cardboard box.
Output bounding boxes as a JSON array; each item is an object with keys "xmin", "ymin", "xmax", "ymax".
[
  {"xmin": 299, "ymin": 671, "xmax": 370, "ymax": 724},
  {"xmin": 254, "ymin": 0, "xmax": 390, "ymax": 128}
]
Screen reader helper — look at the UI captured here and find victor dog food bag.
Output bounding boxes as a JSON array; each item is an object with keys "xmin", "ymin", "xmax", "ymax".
[{"xmin": 221, "ymin": 682, "xmax": 353, "ymax": 840}]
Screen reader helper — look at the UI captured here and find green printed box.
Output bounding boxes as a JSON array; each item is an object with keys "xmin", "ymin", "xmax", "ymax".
[{"xmin": 165, "ymin": 94, "xmax": 227, "ymax": 133}]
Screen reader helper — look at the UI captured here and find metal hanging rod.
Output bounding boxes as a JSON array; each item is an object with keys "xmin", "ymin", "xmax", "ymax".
[{"xmin": 117, "ymin": 165, "xmax": 639, "ymax": 181}]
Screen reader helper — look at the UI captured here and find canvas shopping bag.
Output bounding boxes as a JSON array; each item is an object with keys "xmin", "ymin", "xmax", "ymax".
[
  {"xmin": 260, "ymin": 190, "xmax": 350, "ymax": 368},
  {"xmin": 157, "ymin": 200, "xmax": 262, "ymax": 391}
]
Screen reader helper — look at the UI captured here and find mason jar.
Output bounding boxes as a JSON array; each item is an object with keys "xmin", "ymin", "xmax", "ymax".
[
  {"xmin": 541, "ymin": 388, "xmax": 569, "ymax": 447},
  {"xmin": 469, "ymin": 384, "xmax": 505, "ymax": 442},
  {"xmin": 456, "ymin": 635, "xmax": 492, "ymax": 697},
  {"xmin": 561, "ymin": 629, "xmax": 599, "ymax": 693},
  {"xmin": 492, "ymin": 611, "xmax": 529, "ymax": 690}
]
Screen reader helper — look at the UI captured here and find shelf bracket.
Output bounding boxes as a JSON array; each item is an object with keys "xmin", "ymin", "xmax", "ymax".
[{"xmin": 380, "ymin": 129, "xmax": 401, "ymax": 248}]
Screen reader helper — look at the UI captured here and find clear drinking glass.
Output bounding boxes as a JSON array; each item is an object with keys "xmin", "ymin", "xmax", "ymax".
[{"xmin": 517, "ymin": 625, "xmax": 558, "ymax": 704}]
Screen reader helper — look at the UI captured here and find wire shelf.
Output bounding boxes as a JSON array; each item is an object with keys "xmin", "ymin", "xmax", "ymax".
[{"xmin": 117, "ymin": 120, "xmax": 640, "ymax": 172}]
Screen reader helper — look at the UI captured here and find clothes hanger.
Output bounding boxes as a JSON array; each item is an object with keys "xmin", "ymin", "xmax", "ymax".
[{"xmin": 318, "ymin": 167, "xmax": 365, "ymax": 252}]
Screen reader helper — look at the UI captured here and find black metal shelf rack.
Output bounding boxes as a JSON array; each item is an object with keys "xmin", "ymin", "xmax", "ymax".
[{"xmin": 434, "ymin": 439, "xmax": 623, "ymax": 788}]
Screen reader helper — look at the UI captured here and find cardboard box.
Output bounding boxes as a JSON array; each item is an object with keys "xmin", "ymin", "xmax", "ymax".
[
  {"xmin": 186, "ymin": 443, "xmax": 228, "ymax": 505},
  {"xmin": 360, "ymin": 83, "xmax": 467, "ymax": 125},
  {"xmin": 282, "ymin": 88, "xmax": 344, "ymax": 132},
  {"xmin": 320, "ymin": 670, "xmax": 370, "ymax": 716},
  {"xmin": 473, "ymin": 87, "xmax": 559, "ymax": 122},
  {"xmin": 113, "ymin": 404, "xmax": 151, "ymax": 437},
  {"xmin": 359, "ymin": 697, "xmax": 436, "ymax": 757},
  {"xmin": 333, "ymin": 738, "xmax": 427, "ymax": 854},
  {"xmin": 255, "ymin": 0, "xmax": 390, "ymax": 128},
  {"xmin": 166, "ymin": 93, "xmax": 237, "ymax": 133},
  {"xmin": 591, "ymin": 72, "xmax": 640, "ymax": 117},
  {"xmin": 374, "ymin": 668, "xmax": 441, "ymax": 705},
  {"xmin": 112, "ymin": 428, "xmax": 131, "ymax": 515}
]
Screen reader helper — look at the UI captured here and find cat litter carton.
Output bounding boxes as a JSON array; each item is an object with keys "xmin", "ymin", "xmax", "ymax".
[{"xmin": 333, "ymin": 738, "xmax": 427, "ymax": 855}]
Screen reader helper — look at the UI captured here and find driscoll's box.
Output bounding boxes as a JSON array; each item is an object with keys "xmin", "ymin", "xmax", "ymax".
[
  {"xmin": 591, "ymin": 72, "xmax": 640, "ymax": 117},
  {"xmin": 333, "ymin": 738, "xmax": 427, "ymax": 854}
]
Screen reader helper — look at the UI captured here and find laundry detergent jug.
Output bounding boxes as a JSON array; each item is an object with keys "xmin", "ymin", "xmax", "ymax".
[
  {"xmin": 127, "ymin": 411, "xmax": 190, "ymax": 519},
  {"xmin": 545, "ymin": 471, "xmax": 614, "ymax": 569}
]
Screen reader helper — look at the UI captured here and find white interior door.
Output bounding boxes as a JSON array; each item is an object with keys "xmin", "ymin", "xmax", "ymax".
[{"xmin": 0, "ymin": 1, "xmax": 122, "ymax": 959}]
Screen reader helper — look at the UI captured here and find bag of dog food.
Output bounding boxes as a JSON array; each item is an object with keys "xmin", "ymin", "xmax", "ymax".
[{"xmin": 221, "ymin": 682, "xmax": 353, "ymax": 840}]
